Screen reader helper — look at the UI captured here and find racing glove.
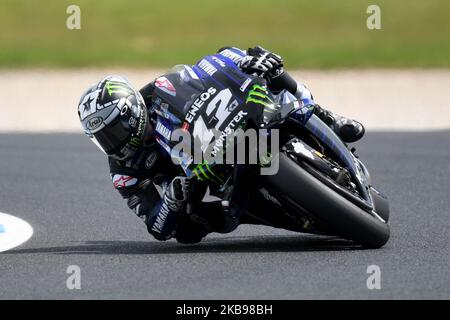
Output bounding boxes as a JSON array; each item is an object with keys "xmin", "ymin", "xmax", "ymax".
[
  {"xmin": 163, "ymin": 176, "xmax": 190, "ymax": 212},
  {"xmin": 239, "ymin": 46, "xmax": 284, "ymax": 78},
  {"xmin": 146, "ymin": 176, "xmax": 190, "ymax": 240}
]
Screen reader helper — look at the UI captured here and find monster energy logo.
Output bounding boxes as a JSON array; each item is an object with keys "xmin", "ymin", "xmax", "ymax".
[
  {"xmin": 192, "ymin": 161, "xmax": 224, "ymax": 185},
  {"xmin": 246, "ymin": 84, "xmax": 277, "ymax": 112},
  {"xmin": 129, "ymin": 137, "xmax": 141, "ymax": 147},
  {"xmin": 259, "ymin": 152, "xmax": 273, "ymax": 167},
  {"xmin": 127, "ymin": 106, "xmax": 147, "ymax": 148},
  {"xmin": 105, "ymin": 80, "xmax": 134, "ymax": 96}
]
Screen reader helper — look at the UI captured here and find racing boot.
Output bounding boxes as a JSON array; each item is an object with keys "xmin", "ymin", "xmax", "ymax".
[{"xmin": 313, "ymin": 104, "xmax": 365, "ymax": 143}]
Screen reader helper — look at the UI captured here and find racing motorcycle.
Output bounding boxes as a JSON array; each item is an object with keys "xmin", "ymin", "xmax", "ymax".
[{"xmin": 150, "ymin": 56, "xmax": 390, "ymax": 248}]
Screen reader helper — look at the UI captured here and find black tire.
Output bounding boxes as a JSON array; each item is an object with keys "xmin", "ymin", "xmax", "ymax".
[
  {"xmin": 370, "ymin": 187, "xmax": 390, "ymax": 222},
  {"xmin": 265, "ymin": 153, "xmax": 390, "ymax": 248}
]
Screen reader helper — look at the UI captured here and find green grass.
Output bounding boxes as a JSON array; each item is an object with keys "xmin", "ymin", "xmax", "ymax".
[{"xmin": 0, "ymin": 0, "xmax": 449, "ymax": 68}]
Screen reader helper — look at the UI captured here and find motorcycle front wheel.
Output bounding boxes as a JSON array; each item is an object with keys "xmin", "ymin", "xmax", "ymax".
[{"xmin": 265, "ymin": 152, "xmax": 390, "ymax": 248}]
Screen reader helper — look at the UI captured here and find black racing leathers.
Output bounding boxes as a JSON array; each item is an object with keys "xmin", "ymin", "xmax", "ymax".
[
  {"xmin": 109, "ymin": 46, "xmax": 305, "ymax": 243},
  {"xmin": 109, "ymin": 140, "xmax": 177, "ymax": 241},
  {"xmin": 109, "ymin": 81, "xmax": 230, "ymax": 243}
]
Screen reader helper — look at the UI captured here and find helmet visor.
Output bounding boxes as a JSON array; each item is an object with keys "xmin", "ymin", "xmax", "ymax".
[{"xmin": 90, "ymin": 118, "xmax": 130, "ymax": 154}]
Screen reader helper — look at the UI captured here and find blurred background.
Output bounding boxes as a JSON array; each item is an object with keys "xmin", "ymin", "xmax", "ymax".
[
  {"xmin": 1, "ymin": 0, "xmax": 449, "ymax": 68},
  {"xmin": 0, "ymin": 0, "xmax": 449, "ymax": 131}
]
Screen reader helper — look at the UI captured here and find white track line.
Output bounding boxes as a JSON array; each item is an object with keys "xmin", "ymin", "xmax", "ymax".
[{"xmin": 0, "ymin": 212, "xmax": 34, "ymax": 252}]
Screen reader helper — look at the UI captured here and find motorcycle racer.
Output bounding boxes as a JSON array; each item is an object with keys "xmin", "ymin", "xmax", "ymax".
[{"xmin": 77, "ymin": 46, "xmax": 365, "ymax": 243}]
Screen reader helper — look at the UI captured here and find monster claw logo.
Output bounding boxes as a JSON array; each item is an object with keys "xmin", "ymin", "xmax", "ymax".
[
  {"xmin": 105, "ymin": 80, "xmax": 134, "ymax": 96},
  {"xmin": 192, "ymin": 161, "xmax": 224, "ymax": 185},
  {"xmin": 246, "ymin": 84, "xmax": 277, "ymax": 112}
]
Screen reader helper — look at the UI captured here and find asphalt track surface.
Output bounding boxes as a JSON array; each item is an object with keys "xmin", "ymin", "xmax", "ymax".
[{"xmin": 0, "ymin": 132, "xmax": 449, "ymax": 299}]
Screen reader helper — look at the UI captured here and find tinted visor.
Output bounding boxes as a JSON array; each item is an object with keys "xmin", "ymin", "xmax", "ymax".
[{"xmin": 90, "ymin": 118, "xmax": 130, "ymax": 154}]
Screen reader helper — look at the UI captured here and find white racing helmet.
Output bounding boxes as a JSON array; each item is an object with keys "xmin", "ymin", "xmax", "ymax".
[{"xmin": 77, "ymin": 75, "xmax": 149, "ymax": 160}]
